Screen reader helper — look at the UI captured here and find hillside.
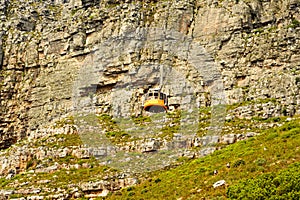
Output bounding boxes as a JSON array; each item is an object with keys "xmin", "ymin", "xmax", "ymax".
[
  {"xmin": 0, "ymin": 113, "xmax": 299, "ymax": 198},
  {"xmin": 0, "ymin": 0, "xmax": 300, "ymax": 199},
  {"xmin": 107, "ymin": 116, "xmax": 300, "ymax": 199}
]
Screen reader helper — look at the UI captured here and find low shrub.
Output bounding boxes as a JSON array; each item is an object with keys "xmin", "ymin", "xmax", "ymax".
[{"xmin": 233, "ymin": 159, "xmax": 245, "ymax": 168}]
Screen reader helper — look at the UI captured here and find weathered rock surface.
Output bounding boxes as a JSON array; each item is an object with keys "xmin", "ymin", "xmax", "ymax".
[{"xmin": 0, "ymin": 0, "xmax": 299, "ymax": 150}]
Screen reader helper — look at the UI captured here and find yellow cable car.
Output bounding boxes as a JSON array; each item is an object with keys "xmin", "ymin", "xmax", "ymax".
[{"xmin": 143, "ymin": 88, "xmax": 168, "ymax": 113}]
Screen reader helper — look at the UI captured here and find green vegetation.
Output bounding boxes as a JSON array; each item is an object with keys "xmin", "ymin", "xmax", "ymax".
[
  {"xmin": 296, "ymin": 76, "xmax": 300, "ymax": 85},
  {"xmin": 1, "ymin": 161, "xmax": 113, "ymax": 191},
  {"xmin": 32, "ymin": 133, "xmax": 83, "ymax": 148},
  {"xmin": 252, "ymin": 27, "xmax": 264, "ymax": 34},
  {"xmin": 227, "ymin": 163, "xmax": 300, "ymax": 199},
  {"xmin": 226, "ymin": 98, "xmax": 277, "ymax": 111},
  {"xmin": 54, "ymin": 116, "xmax": 75, "ymax": 128},
  {"xmin": 105, "ymin": 2, "xmax": 119, "ymax": 9},
  {"xmin": 71, "ymin": 8, "xmax": 79, "ymax": 16},
  {"xmin": 287, "ymin": 19, "xmax": 300, "ymax": 29},
  {"xmin": 98, "ymin": 114, "xmax": 130, "ymax": 143},
  {"xmin": 99, "ymin": 110, "xmax": 183, "ymax": 143},
  {"xmin": 222, "ymin": 115, "xmax": 287, "ymax": 137},
  {"xmin": 158, "ymin": 110, "xmax": 181, "ymax": 139},
  {"xmin": 197, "ymin": 107, "xmax": 211, "ymax": 135},
  {"xmin": 106, "ymin": 116, "xmax": 300, "ymax": 199},
  {"xmin": 131, "ymin": 115, "xmax": 151, "ymax": 126},
  {"xmin": 1, "ymin": 107, "xmax": 299, "ymax": 199}
]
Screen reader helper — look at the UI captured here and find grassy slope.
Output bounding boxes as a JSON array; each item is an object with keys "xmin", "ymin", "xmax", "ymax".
[
  {"xmin": 0, "ymin": 114, "xmax": 299, "ymax": 199},
  {"xmin": 107, "ymin": 117, "xmax": 300, "ymax": 199}
]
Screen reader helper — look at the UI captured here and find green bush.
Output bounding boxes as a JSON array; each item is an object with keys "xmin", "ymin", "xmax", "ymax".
[
  {"xmin": 154, "ymin": 178, "xmax": 161, "ymax": 183},
  {"xmin": 296, "ymin": 77, "xmax": 300, "ymax": 84},
  {"xmin": 128, "ymin": 191, "xmax": 135, "ymax": 196},
  {"xmin": 288, "ymin": 19, "xmax": 300, "ymax": 28},
  {"xmin": 255, "ymin": 158, "xmax": 267, "ymax": 166},
  {"xmin": 233, "ymin": 159, "xmax": 245, "ymax": 168},
  {"xmin": 227, "ymin": 162, "xmax": 300, "ymax": 199}
]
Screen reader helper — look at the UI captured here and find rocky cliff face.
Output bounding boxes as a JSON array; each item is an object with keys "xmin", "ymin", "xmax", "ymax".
[{"xmin": 0, "ymin": 0, "xmax": 300, "ymax": 150}]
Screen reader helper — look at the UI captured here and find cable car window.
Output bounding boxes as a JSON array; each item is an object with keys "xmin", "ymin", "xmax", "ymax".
[
  {"xmin": 160, "ymin": 93, "xmax": 164, "ymax": 100},
  {"xmin": 147, "ymin": 93, "xmax": 153, "ymax": 100},
  {"xmin": 154, "ymin": 93, "xmax": 158, "ymax": 99}
]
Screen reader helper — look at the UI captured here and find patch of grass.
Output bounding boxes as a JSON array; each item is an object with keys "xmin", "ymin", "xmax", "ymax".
[
  {"xmin": 1, "ymin": 157, "xmax": 115, "ymax": 193},
  {"xmin": 281, "ymin": 128, "xmax": 300, "ymax": 139},
  {"xmin": 54, "ymin": 116, "xmax": 75, "ymax": 128},
  {"xmin": 131, "ymin": 115, "xmax": 151, "ymax": 126},
  {"xmin": 105, "ymin": 131, "xmax": 130, "ymax": 141},
  {"xmin": 226, "ymin": 98, "xmax": 277, "ymax": 111},
  {"xmin": 32, "ymin": 133, "xmax": 83, "ymax": 148},
  {"xmin": 105, "ymin": 2, "xmax": 119, "ymax": 9},
  {"xmin": 266, "ymin": 132, "xmax": 279, "ymax": 140},
  {"xmin": 0, "ymin": 177, "xmax": 12, "ymax": 188},
  {"xmin": 57, "ymin": 133, "xmax": 83, "ymax": 146},
  {"xmin": 98, "ymin": 114, "xmax": 131, "ymax": 143},
  {"xmin": 252, "ymin": 116, "xmax": 286, "ymax": 123},
  {"xmin": 287, "ymin": 19, "xmax": 300, "ymax": 29},
  {"xmin": 158, "ymin": 110, "xmax": 181, "ymax": 140},
  {"xmin": 252, "ymin": 27, "xmax": 264, "ymax": 33},
  {"xmin": 26, "ymin": 156, "xmax": 40, "ymax": 170}
]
